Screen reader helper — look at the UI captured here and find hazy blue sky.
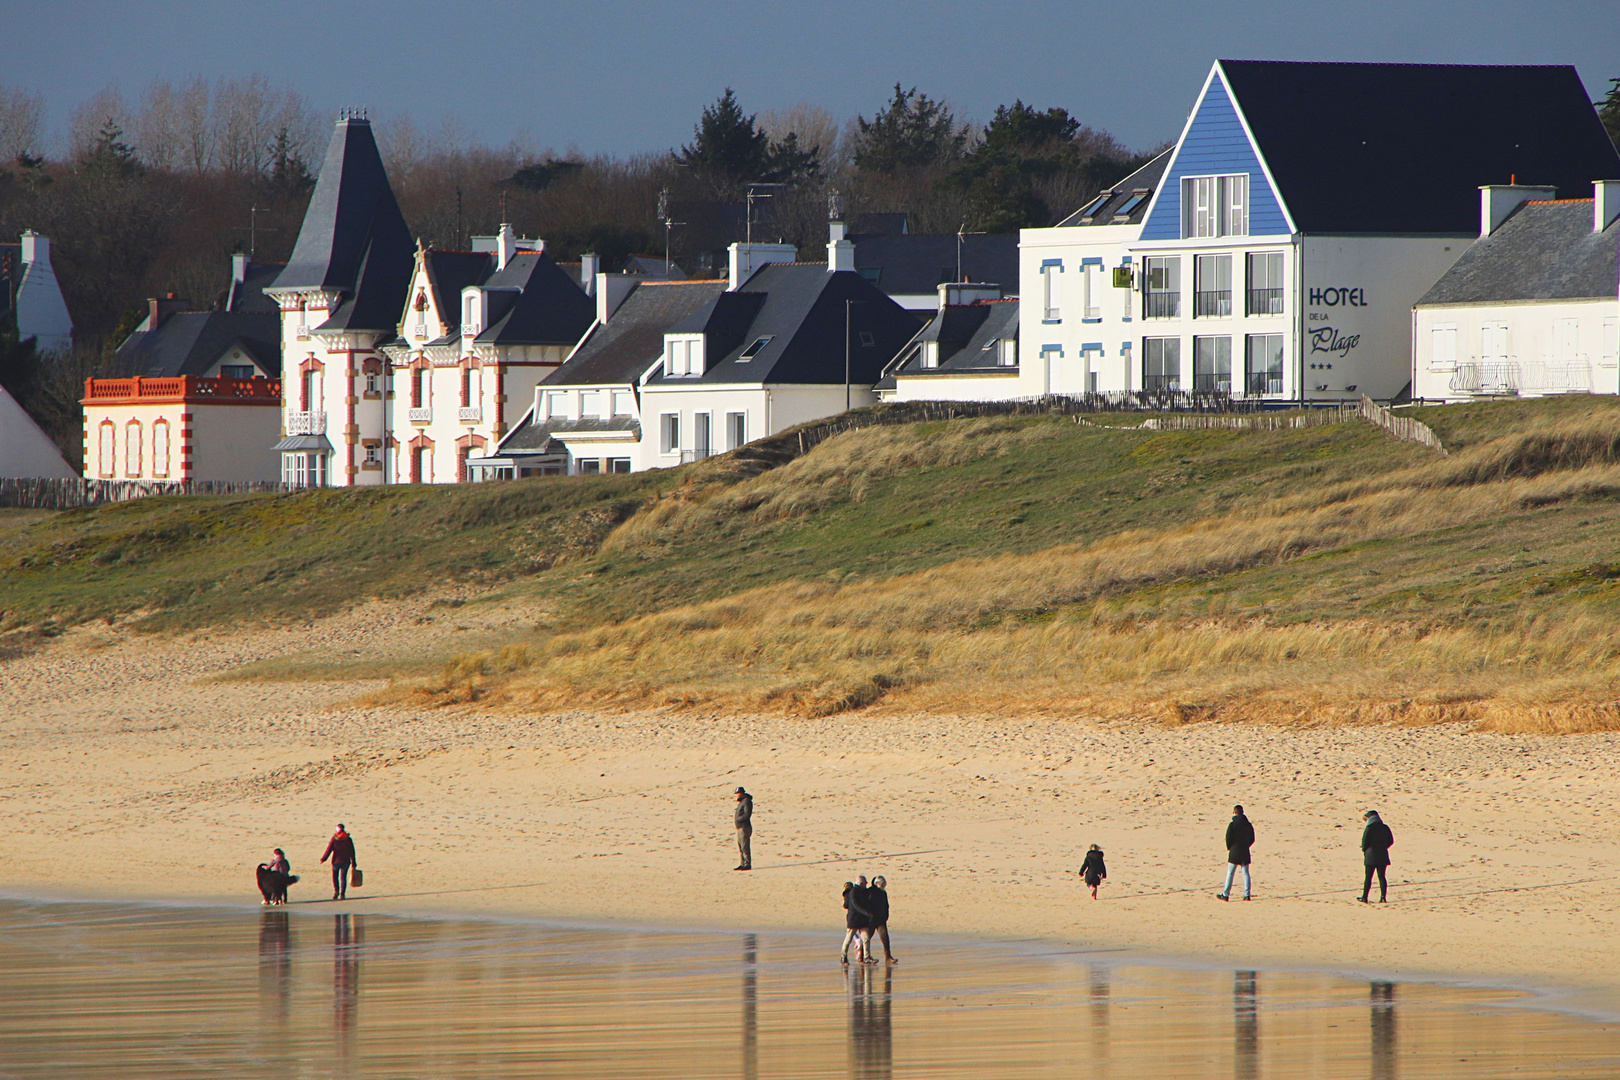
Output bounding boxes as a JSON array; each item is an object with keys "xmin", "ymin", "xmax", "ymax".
[{"xmin": 8, "ymin": 1, "xmax": 1619, "ymax": 156}]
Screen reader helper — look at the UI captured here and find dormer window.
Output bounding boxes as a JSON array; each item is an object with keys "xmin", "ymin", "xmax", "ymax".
[
  {"xmin": 664, "ymin": 335, "xmax": 704, "ymax": 377},
  {"xmin": 922, "ymin": 342, "xmax": 939, "ymax": 369},
  {"xmin": 858, "ymin": 331, "xmax": 875, "ymax": 348},
  {"xmin": 738, "ymin": 335, "xmax": 772, "ymax": 360}
]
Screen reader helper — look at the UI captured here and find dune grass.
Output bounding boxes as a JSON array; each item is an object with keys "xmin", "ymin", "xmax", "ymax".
[{"xmin": 13, "ymin": 397, "xmax": 1620, "ymax": 731}]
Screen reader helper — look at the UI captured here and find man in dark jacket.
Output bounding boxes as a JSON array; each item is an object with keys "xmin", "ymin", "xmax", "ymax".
[
  {"xmin": 866, "ymin": 875, "xmax": 897, "ymax": 964},
  {"xmin": 1218, "ymin": 805, "xmax": 1255, "ymax": 901},
  {"xmin": 320, "ymin": 824, "xmax": 358, "ymax": 900},
  {"xmin": 1359, "ymin": 810, "xmax": 1394, "ymax": 903},
  {"xmin": 841, "ymin": 878, "xmax": 872, "ymax": 964},
  {"xmin": 734, "ymin": 787, "xmax": 753, "ymax": 870}
]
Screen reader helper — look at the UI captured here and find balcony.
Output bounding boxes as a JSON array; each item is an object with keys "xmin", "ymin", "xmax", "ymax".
[
  {"xmin": 285, "ymin": 410, "xmax": 326, "ymax": 434},
  {"xmin": 1142, "ymin": 374, "xmax": 1181, "ymax": 392},
  {"xmin": 84, "ymin": 375, "xmax": 282, "ymax": 404},
  {"xmin": 458, "ymin": 406, "xmax": 483, "ymax": 424},
  {"xmin": 679, "ymin": 447, "xmax": 713, "ymax": 464},
  {"xmin": 1247, "ymin": 288, "xmax": 1284, "ymax": 316},
  {"xmin": 408, "ymin": 407, "xmax": 433, "ymax": 423},
  {"xmin": 1193, "ymin": 290, "xmax": 1232, "ymax": 318},
  {"xmin": 1524, "ymin": 360, "xmax": 1592, "ymax": 394},
  {"xmin": 1144, "ymin": 292, "xmax": 1180, "ymax": 319},
  {"xmin": 295, "ymin": 324, "xmax": 310, "ymax": 340},
  {"xmin": 1246, "ymin": 372, "xmax": 1284, "ymax": 396},
  {"xmin": 1449, "ymin": 362, "xmax": 1520, "ymax": 396},
  {"xmin": 1193, "ymin": 373, "xmax": 1232, "ymax": 393}
]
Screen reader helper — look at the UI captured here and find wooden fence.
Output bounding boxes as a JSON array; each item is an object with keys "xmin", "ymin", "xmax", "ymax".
[{"xmin": 0, "ymin": 477, "xmax": 288, "ymax": 510}]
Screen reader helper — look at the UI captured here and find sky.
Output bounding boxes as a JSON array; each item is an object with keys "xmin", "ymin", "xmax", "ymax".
[{"xmin": 7, "ymin": 0, "xmax": 1619, "ymax": 158}]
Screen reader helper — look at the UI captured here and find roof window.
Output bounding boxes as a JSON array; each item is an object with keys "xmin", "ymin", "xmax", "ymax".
[
  {"xmin": 1113, "ymin": 191, "xmax": 1148, "ymax": 216},
  {"xmin": 1079, "ymin": 192, "xmax": 1114, "ymax": 218},
  {"xmin": 858, "ymin": 267, "xmax": 881, "ymax": 283},
  {"xmin": 738, "ymin": 335, "xmax": 773, "ymax": 360}
]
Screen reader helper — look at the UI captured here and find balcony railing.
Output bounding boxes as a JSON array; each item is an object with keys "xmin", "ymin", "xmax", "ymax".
[
  {"xmin": 84, "ymin": 375, "xmax": 282, "ymax": 403},
  {"xmin": 1524, "ymin": 360, "xmax": 1592, "ymax": 393},
  {"xmin": 1144, "ymin": 292, "xmax": 1180, "ymax": 318},
  {"xmin": 408, "ymin": 407, "xmax": 433, "ymax": 423},
  {"xmin": 286, "ymin": 410, "xmax": 326, "ymax": 434},
  {"xmin": 295, "ymin": 325, "xmax": 310, "ymax": 340},
  {"xmin": 1449, "ymin": 362, "xmax": 1520, "ymax": 396},
  {"xmin": 679, "ymin": 447, "xmax": 712, "ymax": 464},
  {"xmin": 458, "ymin": 406, "xmax": 483, "ymax": 424},
  {"xmin": 1192, "ymin": 373, "xmax": 1232, "ymax": 393},
  {"xmin": 1193, "ymin": 290, "xmax": 1231, "ymax": 318},
  {"xmin": 1247, "ymin": 288, "xmax": 1284, "ymax": 316},
  {"xmin": 1246, "ymin": 372, "xmax": 1284, "ymax": 396},
  {"xmin": 1142, "ymin": 374, "xmax": 1181, "ymax": 392}
]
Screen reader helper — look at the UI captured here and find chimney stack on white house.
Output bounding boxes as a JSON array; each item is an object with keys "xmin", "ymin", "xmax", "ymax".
[
  {"xmin": 496, "ymin": 223, "xmax": 516, "ymax": 270},
  {"xmin": 1596, "ymin": 180, "xmax": 1620, "ymax": 233},
  {"xmin": 580, "ymin": 252, "xmax": 599, "ymax": 295},
  {"xmin": 595, "ymin": 273, "xmax": 638, "ymax": 326},
  {"xmin": 1479, "ymin": 184, "xmax": 1557, "ymax": 236},
  {"xmin": 726, "ymin": 242, "xmax": 796, "ymax": 290},
  {"xmin": 232, "ymin": 252, "xmax": 249, "ymax": 284},
  {"xmin": 20, "ymin": 230, "xmax": 47, "ymax": 267},
  {"xmin": 937, "ymin": 282, "xmax": 1002, "ymax": 309},
  {"xmin": 826, "ymin": 218, "xmax": 855, "ymax": 272}
]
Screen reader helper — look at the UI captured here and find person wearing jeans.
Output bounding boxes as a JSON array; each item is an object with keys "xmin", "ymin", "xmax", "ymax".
[
  {"xmin": 1218, "ymin": 805, "xmax": 1255, "ymax": 901},
  {"xmin": 321, "ymin": 824, "xmax": 358, "ymax": 900}
]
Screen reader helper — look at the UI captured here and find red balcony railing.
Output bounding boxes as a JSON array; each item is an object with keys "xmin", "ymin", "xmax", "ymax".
[{"xmin": 83, "ymin": 376, "xmax": 282, "ymax": 403}]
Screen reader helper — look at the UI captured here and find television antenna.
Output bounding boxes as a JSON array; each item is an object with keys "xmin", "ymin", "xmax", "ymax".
[
  {"xmin": 956, "ymin": 222, "xmax": 986, "ymax": 284},
  {"xmin": 657, "ymin": 187, "xmax": 685, "ymax": 276}
]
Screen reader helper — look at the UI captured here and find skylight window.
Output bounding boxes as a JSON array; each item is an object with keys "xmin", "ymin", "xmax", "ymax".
[
  {"xmin": 1113, "ymin": 191, "xmax": 1148, "ymax": 216},
  {"xmin": 738, "ymin": 335, "xmax": 773, "ymax": 360},
  {"xmin": 1079, "ymin": 192, "xmax": 1114, "ymax": 218}
]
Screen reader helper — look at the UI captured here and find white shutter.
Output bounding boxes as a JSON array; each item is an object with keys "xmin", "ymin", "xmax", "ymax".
[{"xmin": 1430, "ymin": 325, "xmax": 1457, "ymax": 370}]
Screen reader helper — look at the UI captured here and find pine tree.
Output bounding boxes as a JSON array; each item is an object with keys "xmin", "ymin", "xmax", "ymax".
[
  {"xmin": 852, "ymin": 85, "xmax": 965, "ymax": 174},
  {"xmin": 1597, "ymin": 77, "xmax": 1620, "ymax": 151},
  {"xmin": 676, "ymin": 89, "xmax": 772, "ymax": 188}
]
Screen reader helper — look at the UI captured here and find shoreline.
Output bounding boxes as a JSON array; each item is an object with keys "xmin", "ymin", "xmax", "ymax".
[{"xmin": 5, "ymin": 598, "xmax": 1620, "ymax": 1025}]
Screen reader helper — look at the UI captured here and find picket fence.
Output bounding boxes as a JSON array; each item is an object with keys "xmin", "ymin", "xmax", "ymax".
[
  {"xmin": 1138, "ymin": 396, "xmax": 1447, "ymax": 455},
  {"xmin": 0, "ymin": 477, "xmax": 288, "ymax": 510}
]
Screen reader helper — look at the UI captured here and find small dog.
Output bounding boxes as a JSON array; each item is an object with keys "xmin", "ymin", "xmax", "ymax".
[{"xmin": 256, "ymin": 864, "xmax": 299, "ymax": 905}]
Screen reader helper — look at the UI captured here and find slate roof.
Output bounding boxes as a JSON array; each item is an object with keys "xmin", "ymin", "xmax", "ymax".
[
  {"xmin": 1055, "ymin": 151, "xmax": 1171, "ymax": 227},
  {"xmin": 499, "ymin": 415, "xmax": 641, "ymax": 454},
  {"xmin": 1217, "ymin": 61, "xmax": 1620, "ymax": 235},
  {"xmin": 225, "ymin": 259, "xmax": 286, "ymax": 312},
  {"xmin": 1417, "ymin": 200, "xmax": 1619, "ymax": 306},
  {"xmin": 270, "ymin": 118, "xmax": 412, "ymax": 332},
  {"xmin": 890, "ymin": 300, "xmax": 1020, "ymax": 378},
  {"xmin": 422, "ymin": 251, "xmax": 494, "ymax": 333},
  {"xmin": 545, "ymin": 279, "xmax": 726, "ymax": 387},
  {"xmin": 622, "ymin": 254, "xmax": 687, "ymax": 279},
  {"xmin": 114, "ymin": 310, "xmax": 282, "ymax": 378},
  {"xmin": 849, "ymin": 233, "xmax": 1019, "ymax": 298},
  {"xmin": 643, "ymin": 263, "xmax": 921, "ymax": 387},
  {"xmin": 474, "ymin": 252, "xmax": 594, "ymax": 347}
]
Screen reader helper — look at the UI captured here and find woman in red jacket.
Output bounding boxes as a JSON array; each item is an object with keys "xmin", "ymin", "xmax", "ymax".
[{"xmin": 320, "ymin": 824, "xmax": 359, "ymax": 900}]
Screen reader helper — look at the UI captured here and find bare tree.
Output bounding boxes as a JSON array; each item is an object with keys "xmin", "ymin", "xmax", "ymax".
[
  {"xmin": 214, "ymin": 75, "xmax": 315, "ymax": 176},
  {"xmin": 134, "ymin": 80, "xmax": 182, "ymax": 171},
  {"xmin": 761, "ymin": 103, "xmax": 844, "ymax": 175},
  {"xmin": 0, "ymin": 85, "xmax": 45, "ymax": 162},
  {"xmin": 179, "ymin": 77, "xmax": 213, "ymax": 173},
  {"xmin": 68, "ymin": 86, "xmax": 129, "ymax": 160},
  {"xmin": 376, "ymin": 111, "xmax": 425, "ymax": 180}
]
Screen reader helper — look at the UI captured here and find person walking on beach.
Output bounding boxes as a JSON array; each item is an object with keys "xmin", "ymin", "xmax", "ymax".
[
  {"xmin": 734, "ymin": 787, "xmax": 754, "ymax": 871},
  {"xmin": 1218, "ymin": 805, "xmax": 1255, "ymax": 901},
  {"xmin": 1081, "ymin": 844, "xmax": 1107, "ymax": 900},
  {"xmin": 321, "ymin": 824, "xmax": 358, "ymax": 901},
  {"xmin": 867, "ymin": 875, "xmax": 898, "ymax": 964},
  {"xmin": 841, "ymin": 878, "xmax": 872, "ymax": 964},
  {"xmin": 1359, "ymin": 810, "xmax": 1394, "ymax": 904}
]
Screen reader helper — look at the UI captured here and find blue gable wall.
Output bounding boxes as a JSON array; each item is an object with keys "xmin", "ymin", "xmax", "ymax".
[{"xmin": 1140, "ymin": 70, "xmax": 1291, "ymax": 241}]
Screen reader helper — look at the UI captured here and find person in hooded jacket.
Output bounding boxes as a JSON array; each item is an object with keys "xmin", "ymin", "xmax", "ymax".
[
  {"xmin": 1081, "ymin": 844, "xmax": 1107, "ymax": 899},
  {"xmin": 1218, "ymin": 805, "xmax": 1255, "ymax": 901},
  {"xmin": 321, "ymin": 824, "xmax": 358, "ymax": 900},
  {"xmin": 840, "ymin": 878, "xmax": 872, "ymax": 965},
  {"xmin": 866, "ymin": 875, "xmax": 897, "ymax": 964},
  {"xmin": 1359, "ymin": 810, "xmax": 1394, "ymax": 903}
]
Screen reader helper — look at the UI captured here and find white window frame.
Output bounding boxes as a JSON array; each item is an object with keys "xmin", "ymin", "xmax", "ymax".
[
  {"xmin": 579, "ymin": 389, "xmax": 603, "ymax": 419},
  {"xmin": 1040, "ymin": 260, "xmax": 1062, "ymax": 323},
  {"xmin": 152, "ymin": 420, "xmax": 170, "ymax": 478},
  {"xmin": 693, "ymin": 412, "xmax": 712, "ymax": 456},
  {"xmin": 99, "ymin": 421, "xmax": 116, "ymax": 478},
  {"xmin": 125, "ymin": 421, "xmax": 143, "ymax": 478},
  {"xmin": 611, "ymin": 390, "xmax": 635, "ymax": 416},
  {"xmin": 1182, "ymin": 174, "xmax": 1249, "ymax": 238},
  {"xmin": 660, "ymin": 412, "xmax": 680, "ymax": 455},
  {"xmin": 1430, "ymin": 324, "xmax": 1458, "ymax": 372},
  {"xmin": 1602, "ymin": 317, "xmax": 1618, "ymax": 368},
  {"xmin": 546, "ymin": 391, "xmax": 569, "ymax": 420},
  {"xmin": 727, "ymin": 411, "xmax": 747, "ymax": 449},
  {"xmin": 1081, "ymin": 262, "xmax": 1101, "ymax": 321}
]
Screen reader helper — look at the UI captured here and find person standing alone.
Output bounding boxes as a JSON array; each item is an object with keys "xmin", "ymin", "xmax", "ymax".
[
  {"xmin": 1218, "ymin": 805, "xmax": 1255, "ymax": 901},
  {"xmin": 1081, "ymin": 844, "xmax": 1107, "ymax": 900},
  {"xmin": 321, "ymin": 824, "xmax": 358, "ymax": 900},
  {"xmin": 1359, "ymin": 810, "xmax": 1394, "ymax": 903},
  {"xmin": 734, "ymin": 787, "xmax": 753, "ymax": 871}
]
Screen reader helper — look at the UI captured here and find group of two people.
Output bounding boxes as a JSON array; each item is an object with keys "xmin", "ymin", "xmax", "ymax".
[
  {"xmin": 841, "ymin": 875, "xmax": 897, "ymax": 965},
  {"xmin": 1215, "ymin": 805, "xmax": 1395, "ymax": 903},
  {"xmin": 255, "ymin": 824, "xmax": 361, "ymax": 905}
]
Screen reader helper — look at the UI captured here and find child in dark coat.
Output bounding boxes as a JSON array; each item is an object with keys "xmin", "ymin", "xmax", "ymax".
[{"xmin": 1081, "ymin": 844, "xmax": 1107, "ymax": 899}]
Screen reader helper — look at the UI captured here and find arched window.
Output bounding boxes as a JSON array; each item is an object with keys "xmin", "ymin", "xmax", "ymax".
[
  {"xmin": 152, "ymin": 420, "xmax": 171, "ymax": 478},
  {"xmin": 125, "ymin": 421, "xmax": 143, "ymax": 478},
  {"xmin": 98, "ymin": 421, "xmax": 116, "ymax": 478}
]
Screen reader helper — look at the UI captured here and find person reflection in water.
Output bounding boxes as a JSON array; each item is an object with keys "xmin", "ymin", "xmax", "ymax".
[
  {"xmin": 333, "ymin": 913, "xmax": 359, "ymax": 1038},
  {"xmin": 742, "ymin": 934, "xmax": 758, "ymax": 1080},
  {"xmin": 258, "ymin": 909, "xmax": 292, "ymax": 1022},
  {"xmin": 1234, "ymin": 970, "xmax": 1258, "ymax": 1080},
  {"xmin": 1371, "ymin": 982, "xmax": 1397, "ymax": 1080},
  {"xmin": 848, "ymin": 953, "xmax": 893, "ymax": 1080}
]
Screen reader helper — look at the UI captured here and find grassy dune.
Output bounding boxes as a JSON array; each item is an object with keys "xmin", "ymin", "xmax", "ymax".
[{"xmin": 8, "ymin": 397, "xmax": 1620, "ymax": 730}]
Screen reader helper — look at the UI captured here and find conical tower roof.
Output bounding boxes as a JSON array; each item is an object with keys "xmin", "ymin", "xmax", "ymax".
[{"xmin": 270, "ymin": 117, "xmax": 412, "ymax": 332}]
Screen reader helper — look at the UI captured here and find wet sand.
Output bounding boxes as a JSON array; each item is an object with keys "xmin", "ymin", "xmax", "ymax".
[{"xmin": 3, "ymin": 595, "xmax": 1620, "ymax": 1015}]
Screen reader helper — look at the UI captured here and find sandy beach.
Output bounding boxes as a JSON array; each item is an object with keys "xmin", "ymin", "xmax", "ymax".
[{"xmin": 4, "ymin": 592, "xmax": 1619, "ymax": 1012}]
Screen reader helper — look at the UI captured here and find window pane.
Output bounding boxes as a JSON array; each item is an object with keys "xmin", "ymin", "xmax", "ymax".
[
  {"xmin": 1193, "ymin": 336, "xmax": 1232, "ymax": 392},
  {"xmin": 1144, "ymin": 337, "xmax": 1181, "ymax": 390},
  {"xmin": 1245, "ymin": 334, "xmax": 1284, "ymax": 395},
  {"xmin": 1195, "ymin": 255, "xmax": 1232, "ymax": 318}
]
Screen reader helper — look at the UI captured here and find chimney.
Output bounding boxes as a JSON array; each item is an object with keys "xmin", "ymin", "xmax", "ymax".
[
  {"xmin": 19, "ymin": 230, "xmax": 47, "ymax": 266},
  {"xmin": 147, "ymin": 292, "xmax": 190, "ymax": 331},
  {"xmin": 1596, "ymin": 180, "xmax": 1620, "ymax": 232},
  {"xmin": 596, "ymin": 274, "xmax": 637, "ymax": 325},
  {"xmin": 1479, "ymin": 184, "xmax": 1557, "ymax": 236},
  {"xmin": 826, "ymin": 218, "xmax": 854, "ymax": 273},
  {"xmin": 937, "ymin": 282, "xmax": 1002, "ymax": 310},
  {"xmin": 727, "ymin": 242, "xmax": 796, "ymax": 290},
  {"xmin": 496, "ymin": 223, "xmax": 516, "ymax": 270},
  {"xmin": 580, "ymin": 251, "xmax": 599, "ymax": 295},
  {"xmin": 232, "ymin": 252, "xmax": 249, "ymax": 284}
]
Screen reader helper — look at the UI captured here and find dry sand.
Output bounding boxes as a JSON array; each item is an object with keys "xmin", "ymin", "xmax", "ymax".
[{"xmin": 3, "ymin": 593, "xmax": 1619, "ymax": 1011}]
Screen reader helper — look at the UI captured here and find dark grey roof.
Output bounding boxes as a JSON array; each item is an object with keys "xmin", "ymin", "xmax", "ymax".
[
  {"xmin": 1055, "ymin": 150, "xmax": 1171, "ymax": 227},
  {"xmin": 622, "ymin": 254, "xmax": 687, "ymax": 279},
  {"xmin": 0, "ymin": 243, "xmax": 20, "ymax": 321},
  {"xmin": 1219, "ymin": 61, "xmax": 1620, "ymax": 234},
  {"xmin": 498, "ymin": 415, "xmax": 640, "ymax": 455},
  {"xmin": 474, "ymin": 252, "xmax": 594, "ymax": 346},
  {"xmin": 422, "ymin": 251, "xmax": 495, "ymax": 333},
  {"xmin": 273, "ymin": 434, "xmax": 333, "ymax": 452},
  {"xmin": 545, "ymin": 280, "xmax": 726, "ymax": 386},
  {"xmin": 849, "ymin": 233, "xmax": 1019, "ymax": 298},
  {"xmin": 643, "ymin": 263, "xmax": 922, "ymax": 387},
  {"xmin": 1417, "ymin": 201, "xmax": 1619, "ymax": 306},
  {"xmin": 271, "ymin": 118, "xmax": 412, "ymax": 332},
  {"xmin": 226, "ymin": 259, "xmax": 285, "ymax": 312},
  {"xmin": 891, "ymin": 300, "xmax": 1020, "ymax": 377},
  {"xmin": 114, "ymin": 310, "xmax": 282, "ymax": 378},
  {"xmin": 849, "ymin": 212, "xmax": 908, "ymax": 236}
]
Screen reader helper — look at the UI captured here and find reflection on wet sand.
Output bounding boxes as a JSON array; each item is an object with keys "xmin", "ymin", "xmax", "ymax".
[
  {"xmin": 1234, "ymin": 970, "xmax": 1258, "ymax": 1080},
  {"xmin": 1, "ymin": 900, "xmax": 1618, "ymax": 1078},
  {"xmin": 848, "ymin": 961, "xmax": 892, "ymax": 1080},
  {"xmin": 1372, "ymin": 982, "xmax": 1397, "ymax": 1080}
]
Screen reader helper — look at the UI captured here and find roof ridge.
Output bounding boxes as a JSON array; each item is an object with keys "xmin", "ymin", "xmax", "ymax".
[
  {"xmin": 1219, "ymin": 58, "xmax": 1575, "ymax": 71},
  {"xmin": 1523, "ymin": 198, "xmax": 1595, "ymax": 205}
]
